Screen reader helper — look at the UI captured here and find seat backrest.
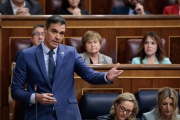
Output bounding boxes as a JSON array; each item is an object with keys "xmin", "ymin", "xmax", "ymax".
[
  {"xmin": 80, "ymin": 94, "xmax": 119, "ymax": 119},
  {"xmin": 135, "ymin": 90, "xmax": 180, "ymax": 118},
  {"xmin": 91, "ymin": 0, "xmax": 126, "ymax": 14},
  {"xmin": 135, "ymin": 90, "xmax": 158, "ymax": 118},
  {"xmin": 45, "ymin": 0, "xmax": 62, "ymax": 15},
  {"xmin": 66, "ymin": 38, "xmax": 108, "ymax": 55},
  {"xmin": 125, "ymin": 38, "xmax": 168, "ymax": 64},
  {"xmin": 142, "ymin": 0, "xmax": 176, "ymax": 14},
  {"xmin": 0, "ymin": 0, "xmax": 7, "ymax": 4},
  {"xmin": 11, "ymin": 38, "xmax": 32, "ymax": 62},
  {"xmin": 45, "ymin": 0, "xmax": 86, "ymax": 15}
]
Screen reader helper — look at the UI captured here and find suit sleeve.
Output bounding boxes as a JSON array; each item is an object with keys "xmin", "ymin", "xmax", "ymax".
[
  {"xmin": 111, "ymin": 7, "xmax": 117, "ymax": 14},
  {"xmin": 163, "ymin": 7, "xmax": 167, "ymax": 14},
  {"xmin": 14, "ymin": 51, "xmax": 21, "ymax": 62},
  {"xmin": 74, "ymin": 48, "xmax": 107, "ymax": 85},
  {"xmin": 36, "ymin": 2, "xmax": 43, "ymax": 15},
  {"xmin": 131, "ymin": 58, "xmax": 135, "ymax": 64},
  {"xmin": 142, "ymin": 113, "xmax": 147, "ymax": 120},
  {"xmin": 161, "ymin": 57, "xmax": 172, "ymax": 64},
  {"xmin": 11, "ymin": 51, "xmax": 32, "ymax": 104}
]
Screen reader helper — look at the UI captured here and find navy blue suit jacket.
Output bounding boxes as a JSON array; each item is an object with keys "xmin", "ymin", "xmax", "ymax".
[
  {"xmin": 11, "ymin": 43, "xmax": 107, "ymax": 120},
  {"xmin": 0, "ymin": 0, "xmax": 42, "ymax": 15},
  {"xmin": 111, "ymin": 6, "xmax": 151, "ymax": 15}
]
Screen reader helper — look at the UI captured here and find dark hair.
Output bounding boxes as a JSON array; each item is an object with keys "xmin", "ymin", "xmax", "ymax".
[
  {"xmin": 45, "ymin": 15, "xmax": 67, "ymax": 30},
  {"xmin": 137, "ymin": 31, "xmax": 165, "ymax": 63},
  {"xmin": 62, "ymin": 0, "xmax": 82, "ymax": 9},
  {"xmin": 176, "ymin": 0, "xmax": 178, "ymax": 4},
  {"xmin": 31, "ymin": 24, "xmax": 44, "ymax": 36}
]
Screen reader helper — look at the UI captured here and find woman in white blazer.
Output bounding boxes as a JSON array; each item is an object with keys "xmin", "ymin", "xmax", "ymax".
[{"xmin": 142, "ymin": 87, "xmax": 180, "ymax": 120}]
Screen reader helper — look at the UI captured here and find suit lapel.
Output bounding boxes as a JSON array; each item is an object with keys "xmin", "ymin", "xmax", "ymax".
[
  {"xmin": 99, "ymin": 53, "xmax": 106, "ymax": 64},
  {"xmin": 84, "ymin": 52, "xmax": 90, "ymax": 64},
  {"xmin": 7, "ymin": 1, "xmax": 14, "ymax": 15},
  {"xmin": 25, "ymin": 1, "xmax": 31, "ymax": 13},
  {"xmin": 35, "ymin": 44, "xmax": 51, "ymax": 88},
  {"xmin": 124, "ymin": 7, "xmax": 129, "ymax": 15},
  {"xmin": 54, "ymin": 44, "xmax": 65, "ymax": 81}
]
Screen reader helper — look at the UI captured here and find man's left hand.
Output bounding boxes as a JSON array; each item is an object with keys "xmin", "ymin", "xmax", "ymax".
[
  {"xmin": 135, "ymin": 3, "xmax": 145, "ymax": 15},
  {"xmin": 107, "ymin": 63, "xmax": 123, "ymax": 81}
]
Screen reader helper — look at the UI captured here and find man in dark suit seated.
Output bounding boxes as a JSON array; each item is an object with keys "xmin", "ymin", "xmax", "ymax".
[
  {"xmin": 13, "ymin": 24, "xmax": 44, "ymax": 120},
  {"xmin": 0, "ymin": 0, "xmax": 42, "ymax": 15},
  {"xmin": 111, "ymin": 0, "xmax": 151, "ymax": 15},
  {"xmin": 14, "ymin": 24, "xmax": 44, "ymax": 62}
]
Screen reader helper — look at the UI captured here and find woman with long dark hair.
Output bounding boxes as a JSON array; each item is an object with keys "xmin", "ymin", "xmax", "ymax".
[
  {"xmin": 131, "ymin": 31, "xmax": 171, "ymax": 64},
  {"xmin": 57, "ymin": 0, "xmax": 89, "ymax": 15}
]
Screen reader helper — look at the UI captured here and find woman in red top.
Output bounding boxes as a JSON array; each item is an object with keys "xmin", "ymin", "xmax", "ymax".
[{"xmin": 163, "ymin": 0, "xmax": 180, "ymax": 14}]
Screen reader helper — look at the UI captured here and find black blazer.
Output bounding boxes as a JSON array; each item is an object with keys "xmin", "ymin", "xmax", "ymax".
[
  {"xmin": 111, "ymin": 6, "xmax": 151, "ymax": 15},
  {"xmin": 0, "ymin": 0, "xmax": 42, "ymax": 15},
  {"xmin": 57, "ymin": 8, "xmax": 90, "ymax": 15}
]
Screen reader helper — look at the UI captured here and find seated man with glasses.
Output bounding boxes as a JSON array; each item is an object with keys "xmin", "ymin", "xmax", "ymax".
[
  {"xmin": 97, "ymin": 93, "xmax": 139, "ymax": 120},
  {"xmin": 14, "ymin": 24, "xmax": 44, "ymax": 62},
  {"xmin": 13, "ymin": 24, "xmax": 44, "ymax": 120}
]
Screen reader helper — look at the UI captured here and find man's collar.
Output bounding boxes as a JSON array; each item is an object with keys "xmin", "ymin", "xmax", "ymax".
[
  {"xmin": 10, "ymin": 0, "xmax": 26, "ymax": 8},
  {"xmin": 41, "ymin": 41, "xmax": 58, "ymax": 54}
]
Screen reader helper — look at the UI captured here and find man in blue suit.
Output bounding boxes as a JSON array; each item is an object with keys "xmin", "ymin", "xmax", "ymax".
[
  {"xmin": 111, "ymin": 0, "xmax": 151, "ymax": 15},
  {"xmin": 11, "ymin": 15, "xmax": 123, "ymax": 120}
]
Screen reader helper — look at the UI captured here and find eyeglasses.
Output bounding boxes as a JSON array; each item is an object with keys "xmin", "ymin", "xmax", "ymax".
[
  {"xmin": 119, "ymin": 106, "xmax": 132, "ymax": 115},
  {"xmin": 33, "ymin": 32, "xmax": 45, "ymax": 36}
]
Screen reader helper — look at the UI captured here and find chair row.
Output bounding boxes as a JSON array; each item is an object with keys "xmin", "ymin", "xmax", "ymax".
[
  {"xmin": 10, "ymin": 37, "xmax": 168, "ymax": 64},
  {"xmin": 80, "ymin": 89, "xmax": 180, "ymax": 120}
]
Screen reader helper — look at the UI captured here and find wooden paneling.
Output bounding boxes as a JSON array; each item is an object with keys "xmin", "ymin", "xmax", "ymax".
[
  {"xmin": 2, "ymin": 106, "xmax": 8, "ymax": 120},
  {"xmin": 0, "ymin": 18, "xmax": 2, "ymax": 108},
  {"xmin": 1, "ymin": 15, "xmax": 180, "ymax": 120},
  {"xmin": 0, "ymin": 108, "xmax": 1, "ymax": 120},
  {"xmin": 169, "ymin": 37, "xmax": 180, "ymax": 63}
]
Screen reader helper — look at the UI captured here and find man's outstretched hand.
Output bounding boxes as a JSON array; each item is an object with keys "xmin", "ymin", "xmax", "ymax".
[{"xmin": 107, "ymin": 63, "xmax": 123, "ymax": 81}]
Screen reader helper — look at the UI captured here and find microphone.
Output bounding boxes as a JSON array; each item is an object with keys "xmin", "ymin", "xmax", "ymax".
[{"xmin": 34, "ymin": 84, "xmax": 37, "ymax": 120}]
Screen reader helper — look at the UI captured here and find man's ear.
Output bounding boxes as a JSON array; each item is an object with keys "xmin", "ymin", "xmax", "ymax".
[
  {"xmin": 30, "ymin": 36, "xmax": 33, "ymax": 42},
  {"xmin": 44, "ymin": 26, "xmax": 47, "ymax": 31}
]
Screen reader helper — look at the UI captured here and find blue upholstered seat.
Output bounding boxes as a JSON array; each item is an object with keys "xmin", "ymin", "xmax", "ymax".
[{"xmin": 80, "ymin": 93, "xmax": 119, "ymax": 120}]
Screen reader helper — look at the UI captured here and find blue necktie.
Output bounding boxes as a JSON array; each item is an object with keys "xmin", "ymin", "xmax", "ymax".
[{"xmin": 48, "ymin": 50, "xmax": 55, "ymax": 85}]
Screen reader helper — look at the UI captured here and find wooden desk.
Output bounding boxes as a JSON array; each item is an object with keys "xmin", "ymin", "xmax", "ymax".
[{"xmin": 74, "ymin": 64, "xmax": 180, "ymax": 102}]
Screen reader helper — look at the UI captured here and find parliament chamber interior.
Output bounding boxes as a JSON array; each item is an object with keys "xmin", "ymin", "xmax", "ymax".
[{"xmin": 0, "ymin": 0, "xmax": 180, "ymax": 120}]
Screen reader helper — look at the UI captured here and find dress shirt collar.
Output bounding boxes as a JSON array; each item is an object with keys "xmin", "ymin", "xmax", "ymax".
[
  {"xmin": 10, "ymin": 0, "xmax": 26, "ymax": 8},
  {"xmin": 41, "ymin": 41, "xmax": 58, "ymax": 54},
  {"xmin": 10, "ymin": 0, "xmax": 26, "ymax": 14}
]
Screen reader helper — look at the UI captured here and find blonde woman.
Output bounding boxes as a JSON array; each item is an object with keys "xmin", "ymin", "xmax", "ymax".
[
  {"xmin": 97, "ymin": 93, "xmax": 139, "ymax": 120},
  {"xmin": 80, "ymin": 31, "xmax": 113, "ymax": 64},
  {"xmin": 142, "ymin": 87, "xmax": 180, "ymax": 120}
]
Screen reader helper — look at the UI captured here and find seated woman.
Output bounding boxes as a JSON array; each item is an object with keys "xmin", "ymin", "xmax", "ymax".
[
  {"xmin": 80, "ymin": 31, "xmax": 113, "ymax": 64},
  {"xmin": 97, "ymin": 92, "xmax": 139, "ymax": 120},
  {"xmin": 57, "ymin": 0, "xmax": 90, "ymax": 15},
  {"xmin": 131, "ymin": 31, "xmax": 171, "ymax": 64},
  {"xmin": 163, "ymin": 0, "xmax": 180, "ymax": 14},
  {"xmin": 142, "ymin": 87, "xmax": 180, "ymax": 120}
]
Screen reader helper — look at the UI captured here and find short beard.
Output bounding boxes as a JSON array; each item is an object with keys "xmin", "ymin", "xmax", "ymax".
[{"xmin": 127, "ymin": 2, "xmax": 136, "ymax": 10}]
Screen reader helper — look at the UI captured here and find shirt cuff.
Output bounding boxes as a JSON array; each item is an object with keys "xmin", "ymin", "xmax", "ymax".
[
  {"xmin": 30, "ymin": 93, "xmax": 36, "ymax": 104},
  {"xmin": 104, "ymin": 73, "xmax": 112, "ymax": 84}
]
